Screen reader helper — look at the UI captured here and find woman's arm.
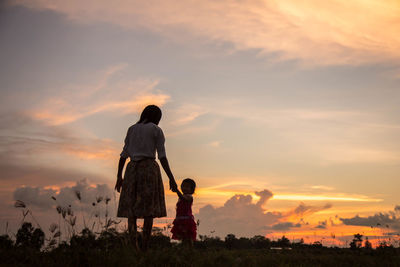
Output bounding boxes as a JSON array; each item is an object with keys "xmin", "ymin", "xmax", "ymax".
[
  {"xmin": 159, "ymin": 157, "xmax": 177, "ymax": 192},
  {"xmin": 115, "ymin": 157, "xmax": 127, "ymax": 193},
  {"xmin": 116, "ymin": 127, "xmax": 130, "ymax": 193}
]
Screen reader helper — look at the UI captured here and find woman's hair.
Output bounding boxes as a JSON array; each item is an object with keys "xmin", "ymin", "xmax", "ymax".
[
  {"xmin": 182, "ymin": 178, "xmax": 196, "ymax": 194},
  {"xmin": 137, "ymin": 105, "xmax": 162, "ymax": 125}
]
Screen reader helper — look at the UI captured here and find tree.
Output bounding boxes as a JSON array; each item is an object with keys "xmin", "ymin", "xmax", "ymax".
[
  {"xmin": 225, "ymin": 234, "xmax": 237, "ymax": 249},
  {"xmin": 349, "ymin": 233, "xmax": 363, "ymax": 249},
  {"xmin": 0, "ymin": 235, "xmax": 14, "ymax": 250},
  {"xmin": 250, "ymin": 235, "xmax": 271, "ymax": 249},
  {"xmin": 364, "ymin": 237, "xmax": 372, "ymax": 249},
  {"xmin": 276, "ymin": 235, "xmax": 291, "ymax": 248},
  {"xmin": 16, "ymin": 222, "xmax": 45, "ymax": 250}
]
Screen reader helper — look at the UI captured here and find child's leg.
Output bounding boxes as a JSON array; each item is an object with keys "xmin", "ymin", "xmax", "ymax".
[
  {"xmin": 182, "ymin": 238, "xmax": 194, "ymax": 248},
  {"xmin": 142, "ymin": 217, "xmax": 153, "ymax": 251}
]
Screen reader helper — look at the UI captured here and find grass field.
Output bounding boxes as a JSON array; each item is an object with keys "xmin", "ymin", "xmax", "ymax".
[
  {"xmin": 1, "ymin": 244, "xmax": 400, "ymax": 266},
  {"xmin": 1, "ymin": 223, "xmax": 399, "ymax": 267}
]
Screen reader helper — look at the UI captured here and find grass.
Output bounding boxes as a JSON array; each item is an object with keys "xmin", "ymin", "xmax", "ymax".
[
  {"xmin": 1, "ymin": 226, "xmax": 400, "ymax": 267},
  {"xmin": 1, "ymin": 242, "xmax": 400, "ymax": 267}
]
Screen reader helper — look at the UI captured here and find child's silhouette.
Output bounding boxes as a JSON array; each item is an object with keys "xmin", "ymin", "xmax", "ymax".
[{"xmin": 171, "ymin": 178, "xmax": 197, "ymax": 246}]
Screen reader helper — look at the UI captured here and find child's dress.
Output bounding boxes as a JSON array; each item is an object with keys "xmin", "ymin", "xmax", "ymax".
[{"xmin": 171, "ymin": 198, "xmax": 197, "ymax": 241}]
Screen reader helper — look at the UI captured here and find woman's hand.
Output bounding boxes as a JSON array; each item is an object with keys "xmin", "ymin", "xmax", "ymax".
[
  {"xmin": 115, "ymin": 177, "xmax": 123, "ymax": 193},
  {"xmin": 160, "ymin": 157, "xmax": 178, "ymax": 192},
  {"xmin": 169, "ymin": 179, "xmax": 178, "ymax": 192},
  {"xmin": 116, "ymin": 157, "xmax": 127, "ymax": 193}
]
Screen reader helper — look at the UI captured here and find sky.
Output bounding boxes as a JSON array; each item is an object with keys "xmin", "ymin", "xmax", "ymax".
[{"xmin": 1, "ymin": 0, "xmax": 400, "ymax": 246}]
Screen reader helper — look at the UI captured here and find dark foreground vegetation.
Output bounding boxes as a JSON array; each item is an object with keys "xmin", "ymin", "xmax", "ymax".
[
  {"xmin": 3, "ymin": 198, "xmax": 399, "ymax": 266},
  {"xmin": 1, "ymin": 222, "xmax": 400, "ymax": 267}
]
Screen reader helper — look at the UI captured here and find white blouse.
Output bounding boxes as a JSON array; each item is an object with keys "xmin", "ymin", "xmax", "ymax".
[{"xmin": 120, "ymin": 122, "xmax": 167, "ymax": 161}]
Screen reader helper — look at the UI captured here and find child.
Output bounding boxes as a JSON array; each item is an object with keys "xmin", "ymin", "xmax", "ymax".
[{"xmin": 171, "ymin": 178, "xmax": 197, "ymax": 246}]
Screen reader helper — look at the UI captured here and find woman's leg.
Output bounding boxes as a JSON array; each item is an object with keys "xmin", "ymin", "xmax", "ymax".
[
  {"xmin": 128, "ymin": 216, "xmax": 139, "ymax": 249},
  {"xmin": 142, "ymin": 217, "xmax": 153, "ymax": 251}
]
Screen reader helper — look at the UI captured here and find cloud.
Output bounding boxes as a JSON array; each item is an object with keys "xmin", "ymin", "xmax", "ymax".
[
  {"xmin": 320, "ymin": 147, "xmax": 400, "ymax": 164},
  {"xmin": 0, "ymin": 112, "xmax": 120, "ymax": 200},
  {"xmin": 310, "ymin": 185, "xmax": 335, "ymax": 191},
  {"xmin": 195, "ymin": 189, "xmax": 280, "ymax": 237},
  {"xmin": 30, "ymin": 64, "xmax": 169, "ymax": 125},
  {"xmin": 290, "ymin": 202, "xmax": 332, "ymax": 217},
  {"xmin": 12, "ymin": 0, "xmax": 400, "ymax": 66},
  {"xmin": 12, "ymin": 179, "xmax": 115, "ymax": 214},
  {"xmin": 7, "ymin": 179, "xmax": 120, "ymax": 234},
  {"xmin": 0, "ymin": 160, "xmax": 107, "ymax": 194},
  {"xmin": 0, "ymin": 65, "xmax": 162, "ymax": 170},
  {"xmin": 282, "ymin": 202, "xmax": 332, "ymax": 223},
  {"xmin": 272, "ymin": 222, "xmax": 301, "ymax": 231},
  {"xmin": 13, "ymin": 187, "xmax": 56, "ymax": 210},
  {"xmin": 164, "ymin": 98, "xmax": 400, "ymax": 164},
  {"xmin": 0, "ymin": 112, "xmax": 120, "ymax": 164},
  {"xmin": 195, "ymin": 189, "xmax": 331, "ymax": 237},
  {"xmin": 170, "ymin": 104, "xmax": 207, "ymax": 126},
  {"xmin": 315, "ymin": 220, "xmax": 327, "ymax": 229},
  {"xmin": 274, "ymin": 193, "xmax": 369, "ymax": 203},
  {"xmin": 340, "ymin": 206, "xmax": 400, "ymax": 230},
  {"xmin": 207, "ymin": 141, "xmax": 221, "ymax": 148},
  {"xmin": 161, "ymin": 96, "xmax": 400, "ymax": 166}
]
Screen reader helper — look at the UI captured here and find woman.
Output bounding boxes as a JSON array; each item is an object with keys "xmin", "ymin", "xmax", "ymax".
[{"xmin": 115, "ymin": 105, "xmax": 177, "ymax": 251}]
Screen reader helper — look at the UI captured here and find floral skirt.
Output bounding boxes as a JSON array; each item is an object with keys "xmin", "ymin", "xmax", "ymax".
[{"xmin": 117, "ymin": 159, "xmax": 167, "ymax": 218}]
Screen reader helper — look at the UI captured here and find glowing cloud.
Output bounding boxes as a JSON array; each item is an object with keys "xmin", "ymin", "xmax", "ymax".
[
  {"xmin": 195, "ymin": 189, "xmax": 334, "ymax": 237},
  {"xmin": 31, "ymin": 64, "xmax": 170, "ymax": 125},
  {"xmin": 198, "ymin": 185, "xmax": 383, "ymax": 203},
  {"xmin": 272, "ymin": 194, "xmax": 383, "ymax": 202},
  {"xmin": 13, "ymin": 0, "xmax": 400, "ymax": 65}
]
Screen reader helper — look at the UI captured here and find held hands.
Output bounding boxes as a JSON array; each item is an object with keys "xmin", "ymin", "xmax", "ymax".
[
  {"xmin": 115, "ymin": 176, "xmax": 123, "ymax": 193},
  {"xmin": 169, "ymin": 179, "xmax": 178, "ymax": 192}
]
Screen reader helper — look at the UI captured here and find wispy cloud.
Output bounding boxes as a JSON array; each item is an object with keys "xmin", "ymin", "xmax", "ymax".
[
  {"xmin": 0, "ymin": 113, "xmax": 120, "ymax": 163},
  {"xmin": 310, "ymin": 185, "xmax": 335, "ymax": 191},
  {"xmin": 170, "ymin": 104, "xmax": 208, "ymax": 126},
  {"xmin": 13, "ymin": 0, "xmax": 400, "ymax": 65},
  {"xmin": 164, "ymin": 98, "xmax": 400, "ymax": 169},
  {"xmin": 319, "ymin": 146, "xmax": 400, "ymax": 164},
  {"xmin": 273, "ymin": 194, "xmax": 383, "ymax": 202},
  {"xmin": 165, "ymin": 116, "xmax": 221, "ymax": 137},
  {"xmin": 197, "ymin": 178, "xmax": 383, "ymax": 204},
  {"xmin": 286, "ymin": 202, "xmax": 333, "ymax": 218},
  {"xmin": 31, "ymin": 64, "xmax": 169, "ymax": 125},
  {"xmin": 207, "ymin": 141, "xmax": 221, "ymax": 148}
]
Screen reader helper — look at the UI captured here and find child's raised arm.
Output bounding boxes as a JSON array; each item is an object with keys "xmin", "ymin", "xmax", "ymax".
[{"xmin": 175, "ymin": 189, "xmax": 192, "ymax": 202}]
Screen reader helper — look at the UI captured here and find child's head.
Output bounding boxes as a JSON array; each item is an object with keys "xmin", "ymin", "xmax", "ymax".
[{"xmin": 181, "ymin": 178, "xmax": 196, "ymax": 194}]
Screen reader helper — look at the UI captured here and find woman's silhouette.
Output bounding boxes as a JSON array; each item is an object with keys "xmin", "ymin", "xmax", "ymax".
[{"xmin": 115, "ymin": 105, "xmax": 177, "ymax": 251}]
